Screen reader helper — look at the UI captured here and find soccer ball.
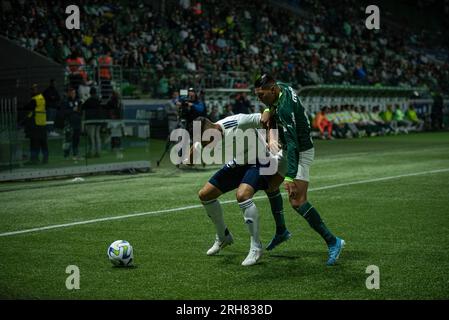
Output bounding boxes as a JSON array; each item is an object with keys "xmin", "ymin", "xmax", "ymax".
[{"xmin": 107, "ymin": 240, "xmax": 134, "ymax": 267}]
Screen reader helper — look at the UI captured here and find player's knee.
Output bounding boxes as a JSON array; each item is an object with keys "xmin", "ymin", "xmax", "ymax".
[
  {"xmin": 290, "ymin": 195, "xmax": 307, "ymax": 209},
  {"xmin": 198, "ymin": 188, "xmax": 214, "ymax": 202},
  {"xmin": 236, "ymin": 189, "xmax": 252, "ymax": 203}
]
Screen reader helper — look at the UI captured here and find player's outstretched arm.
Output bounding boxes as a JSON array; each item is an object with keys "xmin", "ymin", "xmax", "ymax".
[
  {"xmin": 267, "ymin": 121, "xmax": 281, "ymax": 155},
  {"xmin": 261, "ymin": 108, "xmax": 272, "ymax": 128},
  {"xmin": 182, "ymin": 142, "xmax": 202, "ymax": 165},
  {"xmin": 281, "ymin": 111, "xmax": 300, "ymax": 183},
  {"xmin": 181, "ymin": 144, "xmax": 195, "ymax": 165}
]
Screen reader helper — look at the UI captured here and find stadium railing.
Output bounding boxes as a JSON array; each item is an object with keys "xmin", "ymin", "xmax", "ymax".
[
  {"xmin": 0, "ymin": 97, "xmax": 19, "ymax": 171},
  {"xmin": 120, "ymin": 69, "xmax": 249, "ymax": 99},
  {"xmin": 202, "ymin": 85, "xmax": 430, "ymax": 116},
  {"xmin": 297, "ymin": 85, "xmax": 429, "ymax": 114},
  {"xmin": 65, "ymin": 64, "xmax": 123, "ymax": 104}
]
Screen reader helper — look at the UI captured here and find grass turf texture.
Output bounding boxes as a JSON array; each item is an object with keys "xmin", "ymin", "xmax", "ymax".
[{"xmin": 0, "ymin": 132, "xmax": 448, "ymax": 299}]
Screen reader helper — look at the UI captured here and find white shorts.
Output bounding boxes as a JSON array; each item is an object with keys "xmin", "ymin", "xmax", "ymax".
[{"xmin": 294, "ymin": 148, "xmax": 315, "ymax": 182}]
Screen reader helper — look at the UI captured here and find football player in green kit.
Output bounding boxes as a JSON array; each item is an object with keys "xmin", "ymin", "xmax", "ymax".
[{"xmin": 254, "ymin": 74, "xmax": 345, "ymax": 266}]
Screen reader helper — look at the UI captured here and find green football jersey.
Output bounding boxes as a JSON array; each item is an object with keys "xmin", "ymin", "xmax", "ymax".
[{"xmin": 271, "ymin": 82, "xmax": 314, "ymax": 180}]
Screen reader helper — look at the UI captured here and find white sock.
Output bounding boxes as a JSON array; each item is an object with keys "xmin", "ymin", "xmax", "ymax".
[
  {"xmin": 202, "ymin": 199, "xmax": 227, "ymax": 240},
  {"xmin": 239, "ymin": 199, "xmax": 262, "ymax": 249}
]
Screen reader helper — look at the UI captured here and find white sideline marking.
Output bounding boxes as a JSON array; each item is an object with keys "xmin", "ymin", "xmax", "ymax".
[{"xmin": 1, "ymin": 168, "xmax": 449, "ymax": 237}]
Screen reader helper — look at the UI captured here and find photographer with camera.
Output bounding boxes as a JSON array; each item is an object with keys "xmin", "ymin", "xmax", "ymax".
[
  {"xmin": 157, "ymin": 87, "xmax": 207, "ymax": 166},
  {"xmin": 177, "ymin": 87, "xmax": 207, "ymax": 134}
]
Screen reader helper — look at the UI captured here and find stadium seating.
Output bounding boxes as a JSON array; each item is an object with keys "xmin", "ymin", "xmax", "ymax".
[{"xmin": 1, "ymin": 0, "xmax": 448, "ymax": 99}]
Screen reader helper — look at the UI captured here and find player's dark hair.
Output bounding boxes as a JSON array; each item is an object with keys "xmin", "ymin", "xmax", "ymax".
[{"xmin": 254, "ymin": 73, "xmax": 275, "ymax": 89}]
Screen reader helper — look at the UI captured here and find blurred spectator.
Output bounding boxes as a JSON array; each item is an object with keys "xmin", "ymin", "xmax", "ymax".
[
  {"xmin": 107, "ymin": 120, "xmax": 125, "ymax": 159},
  {"xmin": 43, "ymin": 79, "xmax": 61, "ymax": 136},
  {"xmin": 313, "ymin": 106, "xmax": 334, "ymax": 140},
  {"xmin": 106, "ymin": 91, "xmax": 122, "ymax": 119},
  {"xmin": 24, "ymin": 84, "xmax": 48, "ymax": 164},
  {"xmin": 208, "ymin": 105, "xmax": 220, "ymax": 122},
  {"xmin": 187, "ymin": 88, "xmax": 207, "ymax": 120},
  {"xmin": 98, "ymin": 50, "xmax": 114, "ymax": 99},
  {"xmin": 406, "ymin": 105, "xmax": 425, "ymax": 131},
  {"xmin": 327, "ymin": 106, "xmax": 348, "ymax": 138},
  {"xmin": 353, "ymin": 59, "xmax": 367, "ymax": 84},
  {"xmin": 431, "ymin": 92, "xmax": 444, "ymax": 130},
  {"xmin": 394, "ymin": 105, "xmax": 412, "ymax": 133},
  {"xmin": 381, "ymin": 105, "xmax": 398, "ymax": 133},
  {"xmin": 82, "ymin": 87, "xmax": 104, "ymax": 158},
  {"xmin": 66, "ymin": 50, "xmax": 88, "ymax": 90},
  {"xmin": 233, "ymin": 93, "xmax": 251, "ymax": 114},
  {"xmin": 62, "ymin": 87, "xmax": 82, "ymax": 160},
  {"xmin": 358, "ymin": 106, "xmax": 382, "ymax": 136},
  {"xmin": 157, "ymin": 73, "xmax": 170, "ymax": 98},
  {"xmin": 98, "ymin": 51, "xmax": 113, "ymax": 81},
  {"xmin": 342, "ymin": 105, "xmax": 360, "ymax": 138},
  {"xmin": 221, "ymin": 103, "xmax": 234, "ymax": 118},
  {"xmin": 364, "ymin": 106, "xmax": 387, "ymax": 135},
  {"xmin": 370, "ymin": 106, "xmax": 395, "ymax": 134}
]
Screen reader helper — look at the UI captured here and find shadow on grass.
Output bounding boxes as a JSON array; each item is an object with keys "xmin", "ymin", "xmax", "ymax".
[
  {"xmin": 110, "ymin": 265, "xmax": 139, "ymax": 270},
  {"xmin": 214, "ymin": 248, "xmax": 374, "ymax": 294}
]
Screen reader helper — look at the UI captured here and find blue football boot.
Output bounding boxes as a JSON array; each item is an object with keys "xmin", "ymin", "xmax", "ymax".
[
  {"xmin": 327, "ymin": 237, "xmax": 345, "ymax": 266},
  {"xmin": 266, "ymin": 229, "xmax": 292, "ymax": 251}
]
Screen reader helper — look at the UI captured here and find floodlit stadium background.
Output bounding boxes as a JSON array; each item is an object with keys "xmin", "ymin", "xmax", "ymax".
[{"xmin": 0, "ymin": 0, "xmax": 448, "ymax": 299}]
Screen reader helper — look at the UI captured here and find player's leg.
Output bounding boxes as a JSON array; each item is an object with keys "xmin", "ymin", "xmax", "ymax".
[
  {"xmin": 199, "ymin": 182, "xmax": 234, "ymax": 256},
  {"xmin": 63, "ymin": 125, "xmax": 72, "ymax": 159},
  {"xmin": 198, "ymin": 162, "xmax": 246, "ymax": 255},
  {"xmin": 288, "ymin": 148, "xmax": 345, "ymax": 266},
  {"xmin": 95, "ymin": 124, "xmax": 102, "ymax": 156},
  {"xmin": 198, "ymin": 182, "xmax": 226, "ymax": 234},
  {"xmin": 265, "ymin": 173, "xmax": 292, "ymax": 250},
  {"xmin": 236, "ymin": 182, "xmax": 260, "ymax": 248},
  {"xmin": 236, "ymin": 182, "xmax": 263, "ymax": 266},
  {"xmin": 326, "ymin": 121, "xmax": 334, "ymax": 140},
  {"xmin": 318, "ymin": 121, "xmax": 326, "ymax": 139},
  {"xmin": 236, "ymin": 165, "xmax": 269, "ymax": 266}
]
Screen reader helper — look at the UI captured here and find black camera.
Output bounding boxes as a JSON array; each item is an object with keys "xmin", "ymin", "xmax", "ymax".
[
  {"xmin": 178, "ymin": 104, "xmax": 190, "ymax": 122},
  {"xmin": 177, "ymin": 88, "xmax": 194, "ymax": 122}
]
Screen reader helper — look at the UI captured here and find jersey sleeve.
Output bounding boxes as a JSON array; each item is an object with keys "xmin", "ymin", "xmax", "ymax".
[{"xmin": 236, "ymin": 113, "xmax": 262, "ymax": 130}]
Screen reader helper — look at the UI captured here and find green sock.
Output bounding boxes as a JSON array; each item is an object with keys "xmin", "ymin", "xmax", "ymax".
[
  {"xmin": 296, "ymin": 201, "xmax": 336, "ymax": 246},
  {"xmin": 266, "ymin": 190, "xmax": 286, "ymax": 235}
]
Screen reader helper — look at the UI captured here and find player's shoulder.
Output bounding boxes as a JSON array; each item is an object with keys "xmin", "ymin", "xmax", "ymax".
[
  {"xmin": 276, "ymin": 81, "xmax": 290, "ymax": 90},
  {"xmin": 232, "ymin": 113, "xmax": 261, "ymax": 124},
  {"xmin": 216, "ymin": 114, "xmax": 239, "ymax": 125}
]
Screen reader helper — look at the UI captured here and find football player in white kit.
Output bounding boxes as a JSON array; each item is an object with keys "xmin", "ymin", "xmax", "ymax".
[{"xmin": 193, "ymin": 113, "xmax": 291, "ymax": 266}]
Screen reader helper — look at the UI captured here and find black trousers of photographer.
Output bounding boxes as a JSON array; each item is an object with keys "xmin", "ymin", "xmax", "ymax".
[{"xmin": 29, "ymin": 126, "xmax": 49, "ymax": 163}]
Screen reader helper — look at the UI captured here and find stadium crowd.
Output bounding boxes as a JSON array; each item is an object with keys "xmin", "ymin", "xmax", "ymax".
[{"xmin": 1, "ymin": 0, "xmax": 448, "ymax": 98}]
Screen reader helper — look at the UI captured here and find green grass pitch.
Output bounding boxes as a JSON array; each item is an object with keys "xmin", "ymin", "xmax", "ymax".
[{"xmin": 0, "ymin": 132, "xmax": 448, "ymax": 299}]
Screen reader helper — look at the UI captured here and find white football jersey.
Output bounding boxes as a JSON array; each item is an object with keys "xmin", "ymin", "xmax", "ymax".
[
  {"xmin": 216, "ymin": 113, "xmax": 262, "ymax": 135},
  {"xmin": 213, "ymin": 113, "xmax": 287, "ymax": 176}
]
